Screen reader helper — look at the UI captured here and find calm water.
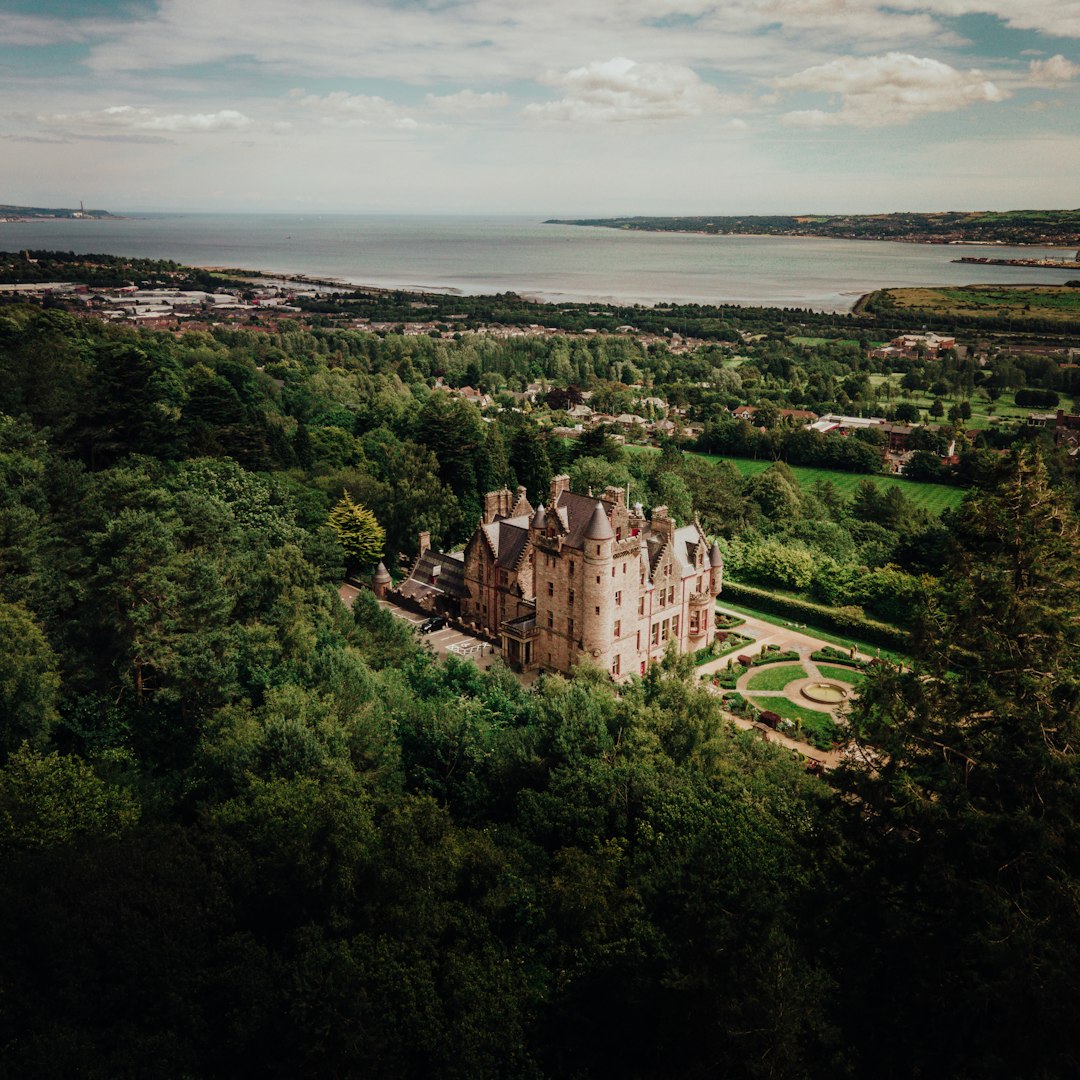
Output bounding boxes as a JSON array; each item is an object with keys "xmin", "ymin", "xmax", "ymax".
[{"xmin": 3, "ymin": 213, "xmax": 1075, "ymax": 311}]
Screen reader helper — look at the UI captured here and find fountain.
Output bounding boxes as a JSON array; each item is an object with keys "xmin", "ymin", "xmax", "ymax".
[{"xmin": 801, "ymin": 681, "xmax": 848, "ymax": 705}]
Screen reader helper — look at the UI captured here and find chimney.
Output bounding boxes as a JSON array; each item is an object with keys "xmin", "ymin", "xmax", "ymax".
[
  {"xmin": 549, "ymin": 473, "xmax": 571, "ymax": 506},
  {"xmin": 483, "ymin": 488, "xmax": 511, "ymax": 523},
  {"xmin": 418, "ymin": 531, "xmax": 431, "ymax": 557},
  {"xmin": 650, "ymin": 505, "xmax": 675, "ymax": 542},
  {"xmin": 603, "ymin": 485, "xmax": 626, "ymax": 508}
]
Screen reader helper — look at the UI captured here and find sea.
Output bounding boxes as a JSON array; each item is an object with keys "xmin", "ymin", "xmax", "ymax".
[{"xmin": 3, "ymin": 213, "xmax": 1076, "ymax": 312}]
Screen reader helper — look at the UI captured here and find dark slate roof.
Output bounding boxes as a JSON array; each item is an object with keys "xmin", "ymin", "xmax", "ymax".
[
  {"xmin": 400, "ymin": 549, "xmax": 466, "ymax": 601},
  {"xmin": 555, "ymin": 490, "xmax": 615, "ymax": 549},
  {"xmin": 495, "ymin": 522, "xmax": 530, "ymax": 571}
]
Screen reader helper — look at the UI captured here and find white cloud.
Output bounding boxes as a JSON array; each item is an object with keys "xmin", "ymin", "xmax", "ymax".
[
  {"xmin": 37, "ymin": 105, "xmax": 252, "ymax": 134},
  {"xmin": 291, "ymin": 90, "xmax": 424, "ymax": 130},
  {"xmin": 524, "ymin": 57, "xmax": 741, "ymax": 123},
  {"xmin": 776, "ymin": 52, "xmax": 1007, "ymax": 126},
  {"xmin": 1024, "ymin": 54, "xmax": 1080, "ymax": 88},
  {"xmin": 426, "ymin": 89, "xmax": 509, "ymax": 112}
]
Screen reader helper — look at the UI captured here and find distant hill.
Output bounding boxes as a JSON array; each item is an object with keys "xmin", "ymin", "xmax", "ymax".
[
  {"xmin": 546, "ymin": 210, "xmax": 1080, "ymax": 247},
  {"xmin": 0, "ymin": 203, "xmax": 114, "ymax": 220}
]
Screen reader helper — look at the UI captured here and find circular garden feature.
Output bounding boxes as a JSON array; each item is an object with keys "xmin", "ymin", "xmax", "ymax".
[{"xmin": 801, "ymin": 681, "xmax": 848, "ymax": 705}]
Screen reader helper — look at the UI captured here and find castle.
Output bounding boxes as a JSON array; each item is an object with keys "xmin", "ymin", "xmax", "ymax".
[{"xmin": 400, "ymin": 475, "xmax": 724, "ymax": 682}]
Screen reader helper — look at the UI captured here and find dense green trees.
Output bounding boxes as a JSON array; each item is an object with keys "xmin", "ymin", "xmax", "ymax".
[{"xmin": 1, "ymin": 297, "xmax": 1078, "ymax": 1077}]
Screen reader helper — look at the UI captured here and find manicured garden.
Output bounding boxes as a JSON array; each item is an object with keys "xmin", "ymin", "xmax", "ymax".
[
  {"xmin": 746, "ymin": 664, "xmax": 808, "ymax": 691},
  {"xmin": 816, "ymin": 664, "xmax": 867, "ymax": 686},
  {"xmin": 752, "ymin": 696, "xmax": 840, "ymax": 751}
]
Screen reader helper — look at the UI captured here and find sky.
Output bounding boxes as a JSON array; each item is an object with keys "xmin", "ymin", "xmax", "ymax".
[{"xmin": 1, "ymin": 0, "xmax": 1079, "ymax": 215}]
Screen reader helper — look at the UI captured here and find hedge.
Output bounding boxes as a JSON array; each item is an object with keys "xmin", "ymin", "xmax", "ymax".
[
  {"xmin": 811, "ymin": 646, "xmax": 869, "ymax": 669},
  {"xmin": 719, "ymin": 580, "xmax": 910, "ymax": 651},
  {"xmin": 751, "ymin": 649, "xmax": 801, "ymax": 667}
]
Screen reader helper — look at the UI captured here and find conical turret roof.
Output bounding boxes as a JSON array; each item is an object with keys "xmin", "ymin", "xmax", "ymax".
[
  {"xmin": 583, "ymin": 501, "xmax": 614, "ymax": 541},
  {"xmin": 530, "ymin": 503, "xmax": 547, "ymax": 530},
  {"xmin": 373, "ymin": 560, "xmax": 392, "ymax": 584},
  {"xmin": 709, "ymin": 541, "xmax": 723, "ymax": 567}
]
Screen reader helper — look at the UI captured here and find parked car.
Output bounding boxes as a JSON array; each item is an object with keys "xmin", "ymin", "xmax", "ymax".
[{"xmin": 419, "ymin": 616, "xmax": 447, "ymax": 633}]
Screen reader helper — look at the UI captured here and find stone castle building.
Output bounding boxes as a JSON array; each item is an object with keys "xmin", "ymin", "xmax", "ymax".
[{"xmin": 401, "ymin": 475, "xmax": 723, "ymax": 682}]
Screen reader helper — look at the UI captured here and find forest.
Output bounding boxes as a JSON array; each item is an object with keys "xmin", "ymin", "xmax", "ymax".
[{"xmin": 1, "ymin": 297, "xmax": 1079, "ymax": 1077}]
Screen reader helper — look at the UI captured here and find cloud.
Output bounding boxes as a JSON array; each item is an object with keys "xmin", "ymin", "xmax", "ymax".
[
  {"xmin": 1024, "ymin": 54, "xmax": 1080, "ymax": 88},
  {"xmin": 524, "ymin": 57, "xmax": 741, "ymax": 123},
  {"xmin": 776, "ymin": 52, "xmax": 1007, "ymax": 126},
  {"xmin": 425, "ymin": 89, "xmax": 509, "ymax": 112},
  {"xmin": 37, "ymin": 105, "xmax": 252, "ymax": 134},
  {"xmin": 291, "ymin": 90, "xmax": 421, "ymax": 129}
]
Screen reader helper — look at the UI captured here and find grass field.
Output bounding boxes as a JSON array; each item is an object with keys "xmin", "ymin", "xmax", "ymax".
[
  {"xmin": 627, "ymin": 444, "xmax": 967, "ymax": 513},
  {"xmin": 866, "ymin": 375, "xmax": 1044, "ymax": 430},
  {"xmin": 873, "ymin": 284, "xmax": 1080, "ymax": 324},
  {"xmin": 816, "ymin": 664, "xmax": 867, "ymax": 686},
  {"xmin": 746, "ymin": 664, "xmax": 808, "ymax": 691}
]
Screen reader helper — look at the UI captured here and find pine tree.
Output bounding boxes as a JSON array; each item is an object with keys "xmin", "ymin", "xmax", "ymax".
[
  {"xmin": 834, "ymin": 447, "xmax": 1080, "ymax": 1077},
  {"xmin": 326, "ymin": 492, "xmax": 385, "ymax": 572}
]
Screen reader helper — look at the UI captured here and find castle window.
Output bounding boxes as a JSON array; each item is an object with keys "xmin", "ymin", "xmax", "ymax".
[
  {"xmin": 612, "ymin": 567, "xmax": 616, "ymax": 577},
  {"xmin": 661, "ymin": 619, "xmax": 669, "ymax": 642},
  {"xmin": 615, "ymin": 591, "xmax": 622, "ymax": 607},
  {"xmin": 651, "ymin": 623, "xmax": 659, "ymax": 646},
  {"xmin": 659, "ymin": 591, "xmax": 666, "ymax": 608},
  {"xmin": 672, "ymin": 615, "xmax": 680, "ymax": 637},
  {"xmin": 547, "ymin": 612, "xmax": 553, "ymax": 627},
  {"xmin": 612, "ymin": 654, "xmax": 621, "ymax": 676},
  {"xmin": 668, "ymin": 586, "xmax": 675, "ymax": 604},
  {"xmin": 638, "ymin": 597, "xmax": 644, "ymax": 616},
  {"xmin": 596, "ymin": 575, "xmax": 601, "ymax": 584},
  {"xmin": 596, "ymin": 545, "xmax": 601, "ymax": 555},
  {"xmin": 569, "ymin": 589, "xmax": 575, "ymax": 605},
  {"xmin": 636, "ymin": 630, "xmax": 641, "ymax": 649},
  {"xmin": 568, "ymin": 618, "xmax": 574, "ymax": 637},
  {"xmin": 569, "ymin": 560, "xmax": 575, "ymax": 575},
  {"xmin": 623, "ymin": 563, "xmax": 627, "ymax": 574},
  {"xmin": 595, "ymin": 606, "xmax": 600, "ymax": 616},
  {"xmin": 614, "ymin": 620, "xmax": 621, "ymax": 638},
  {"xmin": 547, "ymin": 581, "xmax": 554, "ymax": 596},
  {"xmin": 616, "ymin": 526, "xmax": 622, "ymax": 541}
]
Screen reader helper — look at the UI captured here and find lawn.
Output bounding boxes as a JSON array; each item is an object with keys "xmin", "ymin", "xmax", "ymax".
[
  {"xmin": 866, "ymin": 375, "xmax": 1046, "ymax": 430},
  {"xmin": 690, "ymin": 453, "xmax": 968, "ymax": 513},
  {"xmin": 816, "ymin": 664, "xmax": 867, "ymax": 686},
  {"xmin": 754, "ymin": 696, "xmax": 840, "ymax": 750},
  {"xmin": 746, "ymin": 664, "xmax": 808, "ymax": 691},
  {"xmin": 626, "ymin": 444, "xmax": 967, "ymax": 513}
]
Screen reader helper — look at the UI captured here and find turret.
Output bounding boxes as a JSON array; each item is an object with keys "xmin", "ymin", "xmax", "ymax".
[
  {"xmin": 372, "ymin": 561, "xmax": 392, "ymax": 600},
  {"xmin": 709, "ymin": 540, "xmax": 724, "ymax": 595},
  {"xmin": 581, "ymin": 501, "xmax": 616, "ymax": 671}
]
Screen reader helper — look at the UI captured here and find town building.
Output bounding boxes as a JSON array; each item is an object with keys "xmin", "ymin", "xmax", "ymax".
[{"xmin": 400, "ymin": 476, "xmax": 724, "ymax": 682}]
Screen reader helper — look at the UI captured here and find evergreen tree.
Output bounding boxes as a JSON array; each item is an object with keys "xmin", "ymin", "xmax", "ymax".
[
  {"xmin": 834, "ymin": 447, "xmax": 1080, "ymax": 1078},
  {"xmin": 326, "ymin": 492, "xmax": 385, "ymax": 571}
]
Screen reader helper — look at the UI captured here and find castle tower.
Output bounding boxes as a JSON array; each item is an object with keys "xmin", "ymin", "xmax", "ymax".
[
  {"xmin": 372, "ymin": 561, "xmax": 392, "ymax": 600},
  {"xmin": 709, "ymin": 541, "xmax": 724, "ymax": 595},
  {"xmin": 581, "ymin": 501, "xmax": 615, "ymax": 672}
]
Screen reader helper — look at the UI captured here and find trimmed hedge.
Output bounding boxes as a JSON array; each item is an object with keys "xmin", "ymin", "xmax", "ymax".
[
  {"xmin": 751, "ymin": 649, "xmax": 801, "ymax": 667},
  {"xmin": 719, "ymin": 581, "xmax": 910, "ymax": 651},
  {"xmin": 811, "ymin": 646, "xmax": 869, "ymax": 669}
]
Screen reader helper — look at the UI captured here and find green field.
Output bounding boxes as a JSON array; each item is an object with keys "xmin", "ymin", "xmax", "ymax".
[
  {"xmin": 867, "ymin": 375, "xmax": 1046, "ymax": 430},
  {"xmin": 816, "ymin": 664, "xmax": 867, "ymax": 686},
  {"xmin": 872, "ymin": 284, "xmax": 1080, "ymax": 324},
  {"xmin": 627, "ymin": 444, "xmax": 967, "ymax": 513},
  {"xmin": 746, "ymin": 664, "xmax": 808, "ymax": 691}
]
